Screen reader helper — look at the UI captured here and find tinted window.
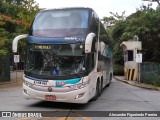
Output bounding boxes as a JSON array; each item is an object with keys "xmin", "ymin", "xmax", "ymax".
[{"xmin": 30, "ymin": 9, "xmax": 89, "ymax": 37}]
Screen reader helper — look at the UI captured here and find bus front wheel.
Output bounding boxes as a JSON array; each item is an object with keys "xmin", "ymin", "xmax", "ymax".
[
  {"xmin": 106, "ymin": 74, "xmax": 112, "ymax": 87},
  {"xmin": 92, "ymin": 79, "xmax": 100, "ymax": 101}
]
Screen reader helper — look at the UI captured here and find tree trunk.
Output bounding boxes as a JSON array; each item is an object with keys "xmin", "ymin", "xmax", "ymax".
[{"xmin": 156, "ymin": 0, "xmax": 160, "ymax": 6}]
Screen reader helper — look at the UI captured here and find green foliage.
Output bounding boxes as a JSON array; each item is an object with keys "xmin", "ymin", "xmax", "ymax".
[
  {"xmin": 123, "ymin": 5, "xmax": 160, "ymax": 63},
  {"xmin": 142, "ymin": 0, "xmax": 160, "ymax": 6},
  {"xmin": 0, "ymin": 0, "xmax": 40, "ymax": 56},
  {"xmin": 105, "ymin": 4, "xmax": 160, "ymax": 64},
  {"xmin": 113, "ymin": 64, "xmax": 124, "ymax": 76},
  {"xmin": 0, "ymin": 28, "xmax": 9, "ymax": 55},
  {"xmin": 17, "ymin": 0, "xmax": 40, "ymax": 23},
  {"xmin": 103, "ymin": 11, "xmax": 127, "ymax": 64}
]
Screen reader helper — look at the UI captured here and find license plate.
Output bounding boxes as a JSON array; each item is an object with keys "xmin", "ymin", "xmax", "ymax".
[{"xmin": 45, "ymin": 95, "xmax": 56, "ymax": 101}]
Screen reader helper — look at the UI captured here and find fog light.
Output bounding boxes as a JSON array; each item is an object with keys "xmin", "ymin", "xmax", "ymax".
[
  {"xmin": 75, "ymin": 92, "xmax": 85, "ymax": 99},
  {"xmin": 24, "ymin": 89, "xmax": 28, "ymax": 94}
]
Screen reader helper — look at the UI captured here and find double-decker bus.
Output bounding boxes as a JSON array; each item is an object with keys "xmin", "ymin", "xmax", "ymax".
[{"xmin": 12, "ymin": 7, "xmax": 113, "ymax": 103}]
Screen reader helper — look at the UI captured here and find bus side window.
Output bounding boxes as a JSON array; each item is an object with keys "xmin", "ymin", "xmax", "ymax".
[
  {"xmin": 90, "ymin": 12, "xmax": 98, "ymax": 35},
  {"xmin": 86, "ymin": 52, "xmax": 95, "ymax": 73},
  {"xmin": 91, "ymin": 37, "xmax": 97, "ymax": 52}
]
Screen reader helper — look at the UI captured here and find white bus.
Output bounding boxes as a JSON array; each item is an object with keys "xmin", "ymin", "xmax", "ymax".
[{"xmin": 12, "ymin": 7, "xmax": 113, "ymax": 103}]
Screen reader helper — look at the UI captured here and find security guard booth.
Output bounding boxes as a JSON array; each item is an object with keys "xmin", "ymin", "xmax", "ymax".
[{"xmin": 120, "ymin": 40, "xmax": 142, "ymax": 81}]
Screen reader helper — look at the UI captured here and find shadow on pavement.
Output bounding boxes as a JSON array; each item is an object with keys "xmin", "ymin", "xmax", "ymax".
[{"xmin": 29, "ymin": 101, "xmax": 90, "ymax": 110}]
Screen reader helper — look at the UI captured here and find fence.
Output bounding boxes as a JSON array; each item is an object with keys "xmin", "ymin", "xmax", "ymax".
[
  {"xmin": 141, "ymin": 63, "xmax": 160, "ymax": 86},
  {"xmin": 0, "ymin": 55, "xmax": 10, "ymax": 82}
]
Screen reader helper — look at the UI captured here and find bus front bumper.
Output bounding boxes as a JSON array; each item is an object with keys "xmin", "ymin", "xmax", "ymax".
[{"xmin": 23, "ymin": 83, "xmax": 90, "ymax": 104}]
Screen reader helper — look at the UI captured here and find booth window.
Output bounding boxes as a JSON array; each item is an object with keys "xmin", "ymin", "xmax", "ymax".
[
  {"xmin": 123, "ymin": 51, "xmax": 128, "ymax": 62},
  {"xmin": 127, "ymin": 50, "xmax": 133, "ymax": 61}
]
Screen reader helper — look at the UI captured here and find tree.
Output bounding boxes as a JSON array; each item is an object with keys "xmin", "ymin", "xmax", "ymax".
[
  {"xmin": 111, "ymin": 4, "xmax": 160, "ymax": 63},
  {"xmin": 103, "ymin": 11, "xmax": 127, "ymax": 64},
  {"xmin": 17, "ymin": 0, "xmax": 40, "ymax": 23},
  {"xmin": 0, "ymin": 0, "xmax": 40, "ymax": 56},
  {"xmin": 103, "ymin": 11, "xmax": 126, "ymax": 27},
  {"xmin": 142, "ymin": 0, "xmax": 160, "ymax": 6},
  {"xmin": 2, "ymin": 0, "xmax": 26, "ymax": 4},
  {"xmin": 0, "ymin": 28, "xmax": 9, "ymax": 55}
]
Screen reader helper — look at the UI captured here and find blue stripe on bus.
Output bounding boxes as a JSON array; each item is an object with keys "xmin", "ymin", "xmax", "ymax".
[
  {"xmin": 25, "ymin": 75, "xmax": 81, "ymax": 87},
  {"xmin": 27, "ymin": 35, "xmax": 86, "ymax": 44},
  {"xmin": 25, "ymin": 75, "xmax": 48, "ymax": 82}
]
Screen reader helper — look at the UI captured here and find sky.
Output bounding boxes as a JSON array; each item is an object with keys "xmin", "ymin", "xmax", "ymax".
[{"xmin": 35, "ymin": 0, "xmax": 158, "ymax": 18}]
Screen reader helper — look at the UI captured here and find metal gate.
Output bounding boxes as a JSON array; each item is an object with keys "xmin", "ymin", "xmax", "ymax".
[
  {"xmin": 0, "ymin": 55, "xmax": 10, "ymax": 82},
  {"xmin": 141, "ymin": 63, "xmax": 160, "ymax": 86}
]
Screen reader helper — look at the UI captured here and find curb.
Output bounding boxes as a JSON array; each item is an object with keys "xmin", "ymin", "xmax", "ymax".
[
  {"xmin": 0, "ymin": 81, "xmax": 20, "ymax": 86},
  {"xmin": 0, "ymin": 78, "xmax": 22, "ymax": 85},
  {"xmin": 0, "ymin": 81, "xmax": 19, "ymax": 85},
  {"xmin": 114, "ymin": 76, "xmax": 160, "ymax": 91}
]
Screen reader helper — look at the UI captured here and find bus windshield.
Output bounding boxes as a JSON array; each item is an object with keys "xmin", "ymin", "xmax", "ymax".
[
  {"xmin": 30, "ymin": 9, "xmax": 89, "ymax": 37},
  {"xmin": 25, "ymin": 43, "xmax": 86, "ymax": 77}
]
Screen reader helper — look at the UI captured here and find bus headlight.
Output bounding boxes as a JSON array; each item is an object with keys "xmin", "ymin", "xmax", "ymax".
[
  {"xmin": 69, "ymin": 80, "xmax": 89, "ymax": 90},
  {"xmin": 24, "ymin": 80, "xmax": 34, "ymax": 87}
]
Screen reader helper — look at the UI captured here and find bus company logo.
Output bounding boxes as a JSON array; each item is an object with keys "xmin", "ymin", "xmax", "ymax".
[
  {"xmin": 48, "ymin": 87, "xmax": 52, "ymax": 92},
  {"xmin": 57, "ymin": 82, "xmax": 66, "ymax": 86},
  {"xmin": 65, "ymin": 37, "xmax": 84, "ymax": 41}
]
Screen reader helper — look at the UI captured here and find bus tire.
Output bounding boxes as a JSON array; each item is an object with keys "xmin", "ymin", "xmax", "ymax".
[
  {"xmin": 106, "ymin": 74, "xmax": 112, "ymax": 87},
  {"xmin": 106, "ymin": 82, "xmax": 110, "ymax": 87},
  {"xmin": 92, "ymin": 79, "xmax": 100, "ymax": 101},
  {"xmin": 98, "ymin": 78, "xmax": 103, "ymax": 97}
]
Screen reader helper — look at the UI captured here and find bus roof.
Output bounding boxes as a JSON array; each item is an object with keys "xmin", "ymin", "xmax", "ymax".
[{"xmin": 40, "ymin": 7, "xmax": 94, "ymax": 13}]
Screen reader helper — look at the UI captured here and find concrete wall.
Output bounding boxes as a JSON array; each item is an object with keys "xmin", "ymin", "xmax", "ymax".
[
  {"xmin": 10, "ymin": 71, "xmax": 23, "ymax": 81},
  {"xmin": 125, "ymin": 61, "xmax": 137, "ymax": 69}
]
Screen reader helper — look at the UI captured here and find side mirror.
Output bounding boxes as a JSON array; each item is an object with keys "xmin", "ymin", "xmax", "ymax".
[
  {"xmin": 85, "ymin": 33, "xmax": 96, "ymax": 53},
  {"xmin": 12, "ymin": 34, "xmax": 28, "ymax": 53}
]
